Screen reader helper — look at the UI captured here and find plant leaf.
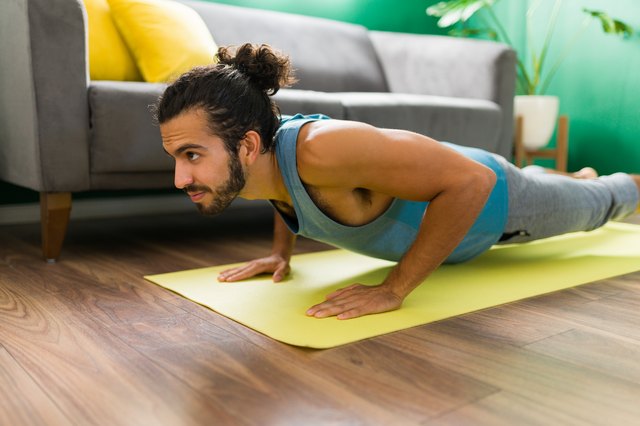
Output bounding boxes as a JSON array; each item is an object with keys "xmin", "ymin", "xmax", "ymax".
[
  {"xmin": 448, "ymin": 27, "xmax": 498, "ymax": 40},
  {"xmin": 583, "ymin": 9, "xmax": 634, "ymax": 38},
  {"xmin": 427, "ymin": 0, "xmax": 494, "ymax": 28}
]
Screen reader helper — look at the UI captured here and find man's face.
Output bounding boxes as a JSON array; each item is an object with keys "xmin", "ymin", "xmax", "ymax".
[{"xmin": 160, "ymin": 109, "xmax": 246, "ymax": 216}]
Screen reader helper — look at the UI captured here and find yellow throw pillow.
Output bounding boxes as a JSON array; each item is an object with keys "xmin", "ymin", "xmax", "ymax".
[
  {"xmin": 83, "ymin": 0, "xmax": 143, "ymax": 81},
  {"xmin": 107, "ymin": 0, "xmax": 218, "ymax": 83}
]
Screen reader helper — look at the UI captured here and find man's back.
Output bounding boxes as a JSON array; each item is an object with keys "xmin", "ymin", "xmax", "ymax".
[{"xmin": 271, "ymin": 114, "xmax": 507, "ymax": 263}]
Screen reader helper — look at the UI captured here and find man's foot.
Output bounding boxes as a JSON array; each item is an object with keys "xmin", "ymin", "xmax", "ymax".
[
  {"xmin": 542, "ymin": 166, "xmax": 599, "ymax": 179},
  {"xmin": 632, "ymin": 174, "xmax": 640, "ymax": 213},
  {"xmin": 571, "ymin": 167, "xmax": 599, "ymax": 179}
]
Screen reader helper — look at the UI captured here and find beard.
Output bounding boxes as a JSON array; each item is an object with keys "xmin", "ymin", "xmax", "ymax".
[{"xmin": 184, "ymin": 151, "xmax": 246, "ymax": 216}]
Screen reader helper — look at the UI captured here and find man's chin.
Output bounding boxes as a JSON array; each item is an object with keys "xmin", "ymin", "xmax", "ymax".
[{"xmin": 195, "ymin": 197, "xmax": 237, "ymax": 216}]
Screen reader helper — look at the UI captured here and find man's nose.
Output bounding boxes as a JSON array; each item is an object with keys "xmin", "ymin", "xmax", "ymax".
[{"xmin": 174, "ymin": 164, "xmax": 193, "ymax": 189}]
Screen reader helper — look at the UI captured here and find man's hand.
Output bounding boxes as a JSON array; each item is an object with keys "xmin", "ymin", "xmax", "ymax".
[
  {"xmin": 218, "ymin": 254, "xmax": 290, "ymax": 282},
  {"xmin": 306, "ymin": 283, "xmax": 404, "ymax": 320}
]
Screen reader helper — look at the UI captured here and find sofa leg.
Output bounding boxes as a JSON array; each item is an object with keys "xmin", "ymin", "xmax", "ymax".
[{"xmin": 40, "ymin": 192, "xmax": 72, "ymax": 263}]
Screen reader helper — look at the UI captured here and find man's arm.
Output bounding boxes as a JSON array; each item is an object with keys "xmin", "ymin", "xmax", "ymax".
[
  {"xmin": 301, "ymin": 121, "xmax": 497, "ymax": 319},
  {"xmin": 218, "ymin": 212, "xmax": 296, "ymax": 282},
  {"xmin": 384, "ymin": 165, "xmax": 494, "ymax": 296},
  {"xmin": 271, "ymin": 212, "xmax": 297, "ymax": 278}
]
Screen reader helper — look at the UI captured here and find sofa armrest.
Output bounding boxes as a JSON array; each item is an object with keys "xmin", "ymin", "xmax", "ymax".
[
  {"xmin": 369, "ymin": 31, "xmax": 516, "ymax": 158},
  {"xmin": 0, "ymin": 0, "xmax": 90, "ymax": 192}
]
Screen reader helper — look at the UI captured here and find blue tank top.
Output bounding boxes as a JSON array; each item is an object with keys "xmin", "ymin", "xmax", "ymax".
[{"xmin": 272, "ymin": 114, "xmax": 509, "ymax": 264}]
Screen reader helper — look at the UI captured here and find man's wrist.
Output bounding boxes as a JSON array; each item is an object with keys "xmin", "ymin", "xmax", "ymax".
[
  {"xmin": 270, "ymin": 250, "xmax": 291, "ymax": 261},
  {"xmin": 380, "ymin": 279, "xmax": 413, "ymax": 301}
]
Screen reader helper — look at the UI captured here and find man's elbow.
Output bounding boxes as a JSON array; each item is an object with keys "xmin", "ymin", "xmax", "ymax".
[
  {"xmin": 439, "ymin": 164, "xmax": 497, "ymax": 203},
  {"xmin": 485, "ymin": 166, "xmax": 498, "ymax": 190},
  {"xmin": 470, "ymin": 165, "xmax": 497, "ymax": 197}
]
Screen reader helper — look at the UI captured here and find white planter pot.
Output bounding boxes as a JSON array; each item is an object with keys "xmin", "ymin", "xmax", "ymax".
[{"xmin": 514, "ymin": 95, "xmax": 559, "ymax": 150}]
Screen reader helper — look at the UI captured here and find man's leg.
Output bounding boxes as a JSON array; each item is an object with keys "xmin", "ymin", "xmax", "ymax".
[
  {"xmin": 493, "ymin": 157, "xmax": 640, "ymax": 245},
  {"xmin": 536, "ymin": 166, "xmax": 640, "ymax": 212}
]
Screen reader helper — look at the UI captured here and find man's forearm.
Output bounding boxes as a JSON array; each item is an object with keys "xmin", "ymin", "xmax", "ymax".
[{"xmin": 272, "ymin": 212, "xmax": 296, "ymax": 260}]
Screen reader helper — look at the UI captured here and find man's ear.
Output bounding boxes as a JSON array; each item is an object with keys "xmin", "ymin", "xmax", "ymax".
[{"xmin": 238, "ymin": 130, "xmax": 262, "ymax": 165}]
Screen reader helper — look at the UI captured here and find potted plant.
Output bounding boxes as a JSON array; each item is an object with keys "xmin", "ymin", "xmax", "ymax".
[{"xmin": 427, "ymin": 0, "xmax": 633, "ymax": 149}]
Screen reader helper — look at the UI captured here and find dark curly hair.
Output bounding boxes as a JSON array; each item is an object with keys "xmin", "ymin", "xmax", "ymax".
[{"xmin": 155, "ymin": 43, "xmax": 296, "ymax": 154}]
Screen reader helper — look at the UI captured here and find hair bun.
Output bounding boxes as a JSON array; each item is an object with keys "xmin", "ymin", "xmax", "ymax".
[{"xmin": 217, "ymin": 43, "xmax": 296, "ymax": 95}]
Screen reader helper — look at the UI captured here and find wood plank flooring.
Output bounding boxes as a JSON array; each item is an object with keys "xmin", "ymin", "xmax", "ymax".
[{"xmin": 1, "ymin": 204, "xmax": 639, "ymax": 425}]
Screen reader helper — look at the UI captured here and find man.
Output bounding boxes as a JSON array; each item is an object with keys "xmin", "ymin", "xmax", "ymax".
[{"xmin": 157, "ymin": 44, "xmax": 640, "ymax": 320}]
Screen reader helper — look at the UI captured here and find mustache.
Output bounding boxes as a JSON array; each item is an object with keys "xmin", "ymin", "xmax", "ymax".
[{"xmin": 183, "ymin": 184, "xmax": 211, "ymax": 194}]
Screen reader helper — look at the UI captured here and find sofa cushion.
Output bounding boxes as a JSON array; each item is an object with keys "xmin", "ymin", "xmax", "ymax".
[
  {"xmin": 84, "ymin": 0, "xmax": 142, "ymax": 81},
  {"xmin": 337, "ymin": 93, "xmax": 502, "ymax": 152},
  {"xmin": 273, "ymin": 89, "xmax": 345, "ymax": 119},
  {"xmin": 108, "ymin": 0, "xmax": 218, "ymax": 83},
  {"xmin": 89, "ymin": 82, "xmax": 501, "ymax": 174},
  {"xmin": 88, "ymin": 83, "xmax": 346, "ymax": 174},
  {"xmin": 89, "ymin": 81, "xmax": 170, "ymax": 173},
  {"xmin": 181, "ymin": 1, "xmax": 388, "ymax": 93},
  {"xmin": 369, "ymin": 32, "xmax": 511, "ymax": 101}
]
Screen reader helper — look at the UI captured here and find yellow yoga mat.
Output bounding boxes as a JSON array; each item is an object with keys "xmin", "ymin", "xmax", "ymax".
[{"xmin": 145, "ymin": 222, "xmax": 640, "ymax": 348}]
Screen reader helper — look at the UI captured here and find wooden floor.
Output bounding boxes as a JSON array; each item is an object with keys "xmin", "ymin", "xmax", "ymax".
[{"xmin": 1, "ymin": 204, "xmax": 640, "ymax": 426}]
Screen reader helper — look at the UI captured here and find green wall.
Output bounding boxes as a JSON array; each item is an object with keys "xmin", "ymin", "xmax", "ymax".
[
  {"xmin": 201, "ymin": 0, "xmax": 447, "ymax": 35},
  {"xmin": 547, "ymin": 0, "xmax": 640, "ymax": 175},
  {"xmin": 484, "ymin": 0, "xmax": 640, "ymax": 174}
]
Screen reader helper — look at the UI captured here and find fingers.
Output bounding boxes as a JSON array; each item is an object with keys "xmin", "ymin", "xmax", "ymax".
[
  {"xmin": 217, "ymin": 257, "xmax": 290, "ymax": 283},
  {"xmin": 324, "ymin": 283, "xmax": 361, "ymax": 300},
  {"xmin": 218, "ymin": 262, "xmax": 267, "ymax": 282},
  {"xmin": 306, "ymin": 284, "xmax": 403, "ymax": 320},
  {"xmin": 307, "ymin": 290, "xmax": 365, "ymax": 317},
  {"xmin": 336, "ymin": 308, "xmax": 364, "ymax": 320},
  {"xmin": 272, "ymin": 263, "xmax": 290, "ymax": 282},
  {"xmin": 306, "ymin": 296, "xmax": 361, "ymax": 319},
  {"xmin": 218, "ymin": 264, "xmax": 251, "ymax": 282}
]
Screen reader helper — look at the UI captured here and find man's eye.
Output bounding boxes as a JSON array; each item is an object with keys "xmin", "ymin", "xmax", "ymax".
[{"xmin": 186, "ymin": 152, "xmax": 200, "ymax": 161}]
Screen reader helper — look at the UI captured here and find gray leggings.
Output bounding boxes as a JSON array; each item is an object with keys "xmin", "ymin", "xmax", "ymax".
[{"xmin": 492, "ymin": 156, "xmax": 639, "ymax": 245}]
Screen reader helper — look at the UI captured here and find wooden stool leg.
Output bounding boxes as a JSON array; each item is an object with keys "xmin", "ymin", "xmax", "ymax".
[
  {"xmin": 514, "ymin": 115, "xmax": 525, "ymax": 167},
  {"xmin": 556, "ymin": 115, "xmax": 569, "ymax": 172},
  {"xmin": 40, "ymin": 192, "xmax": 72, "ymax": 263}
]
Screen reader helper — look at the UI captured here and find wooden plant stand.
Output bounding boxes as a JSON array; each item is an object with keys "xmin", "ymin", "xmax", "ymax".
[{"xmin": 514, "ymin": 115, "xmax": 568, "ymax": 172}]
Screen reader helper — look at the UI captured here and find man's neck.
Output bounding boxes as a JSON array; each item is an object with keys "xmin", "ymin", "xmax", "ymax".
[{"xmin": 239, "ymin": 152, "xmax": 291, "ymax": 205}]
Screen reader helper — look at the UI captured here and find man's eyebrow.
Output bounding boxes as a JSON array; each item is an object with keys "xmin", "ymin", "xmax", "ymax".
[{"xmin": 164, "ymin": 143, "xmax": 208, "ymax": 157}]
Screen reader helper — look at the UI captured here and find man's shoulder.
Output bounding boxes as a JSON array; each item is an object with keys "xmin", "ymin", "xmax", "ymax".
[
  {"xmin": 296, "ymin": 120, "xmax": 383, "ymax": 188},
  {"xmin": 295, "ymin": 122, "xmax": 334, "ymax": 187},
  {"xmin": 296, "ymin": 120, "xmax": 349, "ymax": 178}
]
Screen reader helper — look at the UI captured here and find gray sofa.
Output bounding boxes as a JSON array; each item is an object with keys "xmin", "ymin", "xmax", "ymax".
[{"xmin": 0, "ymin": 0, "xmax": 516, "ymax": 261}]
